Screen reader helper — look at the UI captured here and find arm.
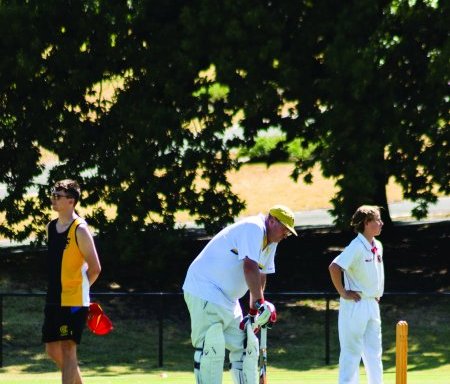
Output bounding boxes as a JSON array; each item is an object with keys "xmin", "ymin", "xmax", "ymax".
[
  {"xmin": 329, "ymin": 262, "xmax": 346, "ymax": 296},
  {"xmin": 76, "ymin": 224, "xmax": 102, "ymax": 286},
  {"xmin": 243, "ymin": 257, "xmax": 264, "ymax": 309},
  {"xmin": 241, "ymin": 258, "xmax": 277, "ymax": 330},
  {"xmin": 260, "ymin": 273, "xmax": 267, "ymax": 292},
  {"xmin": 328, "ymin": 262, "xmax": 361, "ymax": 302}
]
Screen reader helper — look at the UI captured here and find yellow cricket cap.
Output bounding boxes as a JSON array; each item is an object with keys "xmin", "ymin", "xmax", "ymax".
[{"xmin": 269, "ymin": 205, "xmax": 298, "ymax": 236}]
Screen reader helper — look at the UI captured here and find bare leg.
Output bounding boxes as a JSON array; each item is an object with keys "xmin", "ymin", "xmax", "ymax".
[
  {"xmin": 46, "ymin": 341, "xmax": 63, "ymax": 369},
  {"xmin": 61, "ymin": 340, "xmax": 83, "ymax": 384}
]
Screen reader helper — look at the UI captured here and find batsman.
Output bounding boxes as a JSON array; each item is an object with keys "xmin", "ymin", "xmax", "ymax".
[{"xmin": 183, "ymin": 205, "xmax": 297, "ymax": 383}]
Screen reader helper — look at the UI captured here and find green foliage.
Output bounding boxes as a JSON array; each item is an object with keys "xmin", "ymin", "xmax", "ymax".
[
  {"xmin": 0, "ymin": 0, "xmax": 448, "ymax": 263},
  {"xmin": 237, "ymin": 132, "xmax": 287, "ymax": 162},
  {"xmin": 193, "ymin": 0, "xmax": 449, "ymax": 227},
  {"xmin": 237, "ymin": 130, "xmax": 316, "ymax": 164},
  {"xmin": 286, "ymin": 138, "xmax": 317, "ymax": 162},
  {"xmin": 0, "ymin": 1, "xmax": 245, "ymax": 266},
  {"xmin": 311, "ymin": 0, "xmax": 450, "ymax": 226}
]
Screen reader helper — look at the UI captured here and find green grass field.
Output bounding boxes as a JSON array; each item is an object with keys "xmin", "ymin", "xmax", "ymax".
[
  {"xmin": 2, "ymin": 366, "xmax": 450, "ymax": 383},
  {"xmin": 0, "ymin": 366, "xmax": 450, "ymax": 384},
  {"xmin": 1, "ymin": 294, "xmax": 449, "ymax": 383}
]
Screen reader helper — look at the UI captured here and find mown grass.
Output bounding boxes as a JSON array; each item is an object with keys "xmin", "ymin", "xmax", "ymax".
[
  {"xmin": 4, "ymin": 367, "xmax": 450, "ymax": 384},
  {"xmin": 1, "ymin": 293, "xmax": 449, "ymax": 383}
]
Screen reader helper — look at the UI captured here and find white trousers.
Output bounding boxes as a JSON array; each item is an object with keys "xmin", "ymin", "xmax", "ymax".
[
  {"xmin": 338, "ymin": 298, "xmax": 383, "ymax": 384},
  {"xmin": 184, "ymin": 292, "xmax": 245, "ymax": 365}
]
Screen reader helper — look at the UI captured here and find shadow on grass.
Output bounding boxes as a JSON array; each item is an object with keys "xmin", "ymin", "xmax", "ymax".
[
  {"xmin": 2, "ymin": 294, "xmax": 449, "ymax": 375},
  {"xmin": 379, "ymin": 295, "xmax": 450, "ymax": 372}
]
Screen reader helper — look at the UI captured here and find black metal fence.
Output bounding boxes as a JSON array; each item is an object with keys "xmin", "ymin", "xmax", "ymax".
[{"xmin": 1, "ymin": 291, "xmax": 449, "ymax": 370}]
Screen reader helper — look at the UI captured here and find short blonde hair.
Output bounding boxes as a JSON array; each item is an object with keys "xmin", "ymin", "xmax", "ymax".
[{"xmin": 350, "ymin": 205, "xmax": 381, "ymax": 233}]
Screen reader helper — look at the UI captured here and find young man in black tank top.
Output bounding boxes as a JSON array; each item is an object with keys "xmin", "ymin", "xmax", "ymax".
[{"xmin": 42, "ymin": 179, "xmax": 101, "ymax": 384}]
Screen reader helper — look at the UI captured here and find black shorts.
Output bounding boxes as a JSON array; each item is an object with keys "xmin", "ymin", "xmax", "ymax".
[{"xmin": 42, "ymin": 305, "xmax": 88, "ymax": 344}]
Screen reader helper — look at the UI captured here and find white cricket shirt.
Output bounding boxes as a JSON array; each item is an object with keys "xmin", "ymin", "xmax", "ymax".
[
  {"xmin": 182, "ymin": 214, "xmax": 277, "ymax": 314},
  {"xmin": 332, "ymin": 233, "xmax": 384, "ymax": 298}
]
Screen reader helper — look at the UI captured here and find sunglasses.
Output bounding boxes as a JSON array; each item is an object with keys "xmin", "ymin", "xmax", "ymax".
[
  {"xmin": 50, "ymin": 192, "xmax": 73, "ymax": 200},
  {"xmin": 283, "ymin": 229, "xmax": 293, "ymax": 238}
]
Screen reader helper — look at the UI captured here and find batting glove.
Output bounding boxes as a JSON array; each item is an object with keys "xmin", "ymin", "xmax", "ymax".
[
  {"xmin": 254, "ymin": 299, "xmax": 277, "ymax": 329},
  {"xmin": 239, "ymin": 308, "xmax": 260, "ymax": 333}
]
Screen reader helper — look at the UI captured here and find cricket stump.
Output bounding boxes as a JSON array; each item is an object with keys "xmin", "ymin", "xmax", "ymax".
[{"xmin": 396, "ymin": 320, "xmax": 408, "ymax": 384}]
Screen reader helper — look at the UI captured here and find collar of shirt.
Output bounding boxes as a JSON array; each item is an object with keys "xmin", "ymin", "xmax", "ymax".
[
  {"xmin": 258, "ymin": 213, "xmax": 269, "ymax": 250},
  {"xmin": 357, "ymin": 233, "xmax": 374, "ymax": 253}
]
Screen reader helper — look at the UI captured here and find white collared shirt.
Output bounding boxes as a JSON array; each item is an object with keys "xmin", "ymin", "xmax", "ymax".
[
  {"xmin": 332, "ymin": 233, "xmax": 384, "ymax": 298},
  {"xmin": 182, "ymin": 214, "xmax": 277, "ymax": 314}
]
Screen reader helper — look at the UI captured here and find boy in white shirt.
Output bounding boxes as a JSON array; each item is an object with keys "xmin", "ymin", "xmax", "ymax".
[{"xmin": 329, "ymin": 205, "xmax": 384, "ymax": 384}]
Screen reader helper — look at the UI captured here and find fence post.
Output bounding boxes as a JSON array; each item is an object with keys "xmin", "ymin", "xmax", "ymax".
[
  {"xmin": 325, "ymin": 296, "xmax": 330, "ymax": 365},
  {"xmin": 158, "ymin": 293, "xmax": 164, "ymax": 367}
]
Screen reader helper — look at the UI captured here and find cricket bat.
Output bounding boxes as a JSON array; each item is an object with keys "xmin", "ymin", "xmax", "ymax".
[{"xmin": 259, "ymin": 326, "xmax": 268, "ymax": 384}]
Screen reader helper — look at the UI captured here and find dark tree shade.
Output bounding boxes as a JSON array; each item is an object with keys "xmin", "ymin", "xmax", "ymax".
[{"xmin": 0, "ymin": 0, "xmax": 448, "ymax": 264}]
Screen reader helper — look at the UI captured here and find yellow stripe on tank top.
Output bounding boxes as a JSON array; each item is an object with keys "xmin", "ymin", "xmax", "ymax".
[{"xmin": 60, "ymin": 218, "xmax": 88, "ymax": 306}]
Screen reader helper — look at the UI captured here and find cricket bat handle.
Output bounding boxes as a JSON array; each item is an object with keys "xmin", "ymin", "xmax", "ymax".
[{"xmin": 259, "ymin": 327, "xmax": 268, "ymax": 383}]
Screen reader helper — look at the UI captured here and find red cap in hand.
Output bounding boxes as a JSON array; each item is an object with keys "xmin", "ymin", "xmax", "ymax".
[{"xmin": 87, "ymin": 302, "xmax": 113, "ymax": 335}]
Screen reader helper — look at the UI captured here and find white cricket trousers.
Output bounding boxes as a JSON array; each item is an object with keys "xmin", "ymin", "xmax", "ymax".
[
  {"xmin": 184, "ymin": 292, "xmax": 245, "ymax": 364},
  {"xmin": 338, "ymin": 297, "xmax": 383, "ymax": 384}
]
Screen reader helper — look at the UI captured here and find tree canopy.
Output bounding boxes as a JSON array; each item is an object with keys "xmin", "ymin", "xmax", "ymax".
[
  {"xmin": 190, "ymin": 0, "xmax": 449, "ymax": 226},
  {"xmin": 1, "ymin": 0, "xmax": 448, "ymax": 262}
]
